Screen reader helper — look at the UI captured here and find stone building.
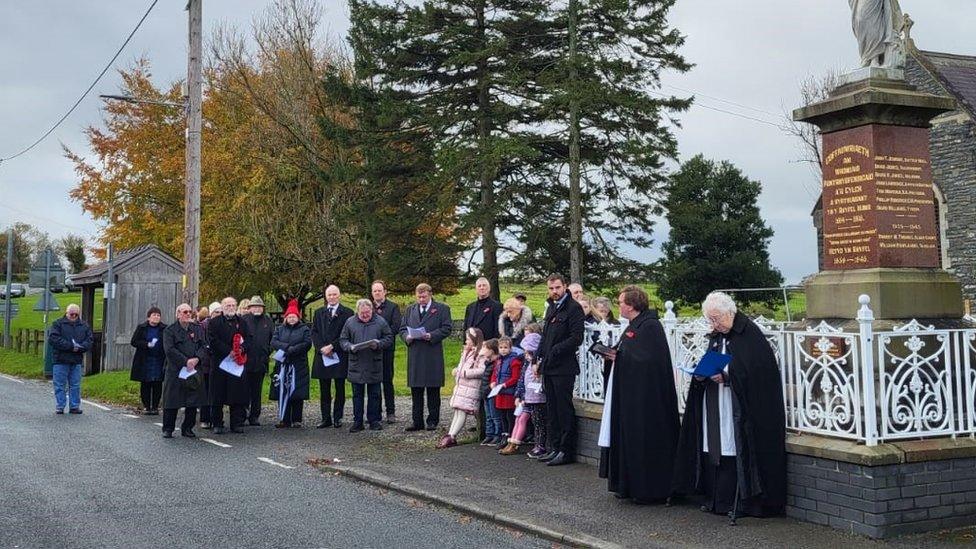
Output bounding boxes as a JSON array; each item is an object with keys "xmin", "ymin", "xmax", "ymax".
[{"xmin": 812, "ymin": 40, "xmax": 976, "ymax": 301}]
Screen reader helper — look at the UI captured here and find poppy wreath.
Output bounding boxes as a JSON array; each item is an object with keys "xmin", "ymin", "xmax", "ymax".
[{"xmin": 232, "ymin": 333, "xmax": 247, "ymax": 365}]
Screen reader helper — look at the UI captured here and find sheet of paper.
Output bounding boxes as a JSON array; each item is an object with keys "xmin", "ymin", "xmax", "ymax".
[
  {"xmin": 322, "ymin": 353, "xmax": 340, "ymax": 367},
  {"xmin": 487, "ymin": 383, "xmax": 504, "ymax": 399},
  {"xmin": 513, "ymin": 404, "xmax": 524, "ymax": 417},
  {"xmin": 218, "ymin": 355, "xmax": 245, "ymax": 377},
  {"xmin": 406, "ymin": 326, "xmax": 427, "ymax": 339},
  {"xmin": 351, "ymin": 339, "xmax": 380, "ymax": 352},
  {"xmin": 178, "ymin": 366, "xmax": 197, "ymax": 380},
  {"xmin": 148, "ymin": 338, "xmax": 158, "ymax": 348},
  {"xmin": 272, "ymin": 349, "xmax": 286, "ymax": 362}
]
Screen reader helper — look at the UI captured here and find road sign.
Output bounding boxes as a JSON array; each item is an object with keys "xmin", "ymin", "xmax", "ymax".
[{"xmin": 33, "ymin": 291, "xmax": 60, "ymax": 312}]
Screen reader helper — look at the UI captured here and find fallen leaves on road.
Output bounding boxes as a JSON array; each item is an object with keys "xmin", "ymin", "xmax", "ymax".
[{"xmin": 457, "ymin": 515, "xmax": 471, "ymax": 525}]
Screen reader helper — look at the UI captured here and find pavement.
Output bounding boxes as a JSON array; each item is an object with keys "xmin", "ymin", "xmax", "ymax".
[
  {"xmin": 0, "ymin": 375, "xmax": 546, "ymax": 549},
  {"xmin": 4, "ymin": 373, "xmax": 975, "ymax": 548}
]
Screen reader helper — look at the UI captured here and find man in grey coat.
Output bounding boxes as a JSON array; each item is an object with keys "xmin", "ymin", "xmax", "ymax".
[
  {"xmin": 399, "ymin": 283, "xmax": 453, "ymax": 431},
  {"xmin": 340, "ymin": 299, "xmax": 395, "ymax": 432}
]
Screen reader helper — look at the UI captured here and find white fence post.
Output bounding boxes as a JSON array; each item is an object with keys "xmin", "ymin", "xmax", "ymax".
[
  {"xmin": 663, "ymin": 300, "xmax": 677, "ymax": 365},
  {"xmin": 857, "ymin": 294, "xmax": 879, "ymax": 446}
]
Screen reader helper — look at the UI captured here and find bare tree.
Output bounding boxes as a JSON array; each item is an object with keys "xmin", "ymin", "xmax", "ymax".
[{"xmin": 782, "ymin": 69, "xmax": 840, "ymax": 195}]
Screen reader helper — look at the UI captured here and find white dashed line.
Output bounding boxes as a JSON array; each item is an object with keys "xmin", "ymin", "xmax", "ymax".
[
  {"xmin": 202, "ymin": 438, "xmax": 232, "ymax": 448},
  {"xmin": 121, "ymin": 413, "xmax": 140, "ymax": 419},
  {"xmin": 0, "ymin": 374, "xmax": 24, "ymax": 384},
  {"xmin": 81, "ymin": 399, "xmax": 111, "ymax": 411},
  {"xmin": 153, "ymin": 422, "xmax": 164, "ymax": 427},
  {"xmin": 257, "ymin": 457, "xmax": 294, "ymax": 469}
]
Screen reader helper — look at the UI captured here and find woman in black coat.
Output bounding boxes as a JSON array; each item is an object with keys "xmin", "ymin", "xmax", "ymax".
[
  {"xmin": 130, "ymin": 307, "xmax": 167, "ymax": 415},
  {"xmin": 270, "ymin": 300, "xmax": 312, "ymax": 428}
]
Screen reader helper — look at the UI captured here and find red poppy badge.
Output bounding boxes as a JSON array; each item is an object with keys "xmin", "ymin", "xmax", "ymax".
[{"xmin": 625, "ymin": 331, "xmax": 635, "ymax": 338}]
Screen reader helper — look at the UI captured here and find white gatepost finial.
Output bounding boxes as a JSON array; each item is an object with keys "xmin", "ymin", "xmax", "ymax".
[
  {"xmin": 857, "ymin": 294, "xmax": 874, "ymax": 322},
  {"xmin": 664, "ymin": 300, "xmax": 676, "ymax": 321}
]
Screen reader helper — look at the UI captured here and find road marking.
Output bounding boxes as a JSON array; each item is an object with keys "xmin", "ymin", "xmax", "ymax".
[
  {"xmin": 0, "ymin": 374, "xmax": 24, "ymax": 384},
  {"xmin": 81, "ymin": 399, "xmax": 111, "ymax": 411},
  {"xmin": 258, "ymin": 457, "xmax": 294, "ymax": 469},
  {"xmin": 153, "ymin": 422, "xmax": 163, "ymax": 427},
  {"xmin": 121, "ymin": 413, "xmax": 140, "ymax": 419},
  {"xmin": 202, "ymin": 438, "xmax": 232, "ymax": 448}
]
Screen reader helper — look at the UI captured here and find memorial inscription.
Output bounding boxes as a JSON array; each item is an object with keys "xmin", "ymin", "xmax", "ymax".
[{"xmin": 820, "ymin": 125, "xmax": 939, "ymax": 270}]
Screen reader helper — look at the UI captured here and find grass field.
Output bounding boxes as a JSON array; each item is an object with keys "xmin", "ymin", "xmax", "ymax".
[{"xmin": 2, "ymin": 290, "xmax": 104, "ymax": 331}]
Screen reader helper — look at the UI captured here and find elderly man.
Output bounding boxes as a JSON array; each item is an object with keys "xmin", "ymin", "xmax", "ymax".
[
  {"xmin": 400, "ymin": 283, "xmax": 453, "ymax": 431},
  {"xmin": 161, "ymin": 304, "xmax": 208, "ymax": 438},
  {"xmin": 311, "ymin": 285, "xmax": 354, "ymax": 429},
  {"xmin": 48, "ymin": 304, "xmax": 94, "ymax": 414},
  {"xmin": 599, "ymin": 285, "xmax": 679, "ymax": 503},
  {"xmin": 371, "ymin": 280, "xmax": 402, "ymax": 423},
  {"xmin": 340, "ymin": 299, "xmax": 395, "ymax": 432},
  {"xmin": 463, "ymin": 277, "xmax": 502, "ymax": 340},
  {"xmin": 537, "ymin": 273, "xmax": 584, "ymax": 466},
  {"xmin": 242, "ymin": 296, "xmax": 274, "ymax": 426},
  {"xmin": 568, "ymin": 283, "xmax": 585, "ymax": 302},
  {"xmin": 673, "ymin": 292, "xmax": 786, "ymax": 519},
  {"xmin": 208, "ymin": 296, "xmax": 251, "ymax": 434}
]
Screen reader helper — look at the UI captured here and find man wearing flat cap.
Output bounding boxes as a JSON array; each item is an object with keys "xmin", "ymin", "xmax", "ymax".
[{"xmin": 242, "ymin": 295, "xmax": 274, "ymax": 426}]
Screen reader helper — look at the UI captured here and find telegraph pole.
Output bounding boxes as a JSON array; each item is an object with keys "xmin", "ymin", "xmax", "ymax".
[
  {"xmin": 182, "ymin": 0, "xmax": 202, "ymax": 308},
  {"xmin": 3, "ymin": 229, "xmax": 12, "ymax": 347}
]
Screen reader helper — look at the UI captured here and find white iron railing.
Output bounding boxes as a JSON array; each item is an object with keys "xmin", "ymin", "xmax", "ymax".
[{"xmin": 572, "ymin": 295, "xmax": 976, "ymax": 447}]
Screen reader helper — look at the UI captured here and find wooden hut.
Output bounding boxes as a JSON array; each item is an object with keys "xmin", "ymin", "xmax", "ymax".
[{"xmin": 72, "ymin": 245, "xmax": 183, "ymax": 374}]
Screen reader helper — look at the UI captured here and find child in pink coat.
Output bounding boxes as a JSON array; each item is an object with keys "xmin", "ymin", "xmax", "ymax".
[{"xmin": 437, "ymin": 328, "xmax": 485, "ymax": 449}]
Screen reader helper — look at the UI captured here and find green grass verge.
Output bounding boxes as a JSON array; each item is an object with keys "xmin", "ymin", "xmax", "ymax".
[
  {"xmin": 3, "ymin": 290, "xmax": 104, "ymax": 331},
  {"xmin": 0, "ymin": 347, "xmax": 47, "ymax": 379}
]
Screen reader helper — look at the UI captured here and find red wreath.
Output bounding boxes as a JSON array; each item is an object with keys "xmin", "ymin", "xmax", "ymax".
[{"xmin": 232, "ymin": 333, "xmax": 247, "ymax": 365}]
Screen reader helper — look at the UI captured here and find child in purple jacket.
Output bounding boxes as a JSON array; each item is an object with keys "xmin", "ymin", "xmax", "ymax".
[{"xmin": 499, "ymin": 331, "xmax": 547, "ymax": 457}]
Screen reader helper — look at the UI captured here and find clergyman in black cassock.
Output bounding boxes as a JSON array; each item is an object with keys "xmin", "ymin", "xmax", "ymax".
[
  {"xmin": 672, "ymin": 292, "xmax": 787, "ymax": 518},
  {"xmin": 599, "ymin": 287, "xmax": 679, "ymax": 503}
]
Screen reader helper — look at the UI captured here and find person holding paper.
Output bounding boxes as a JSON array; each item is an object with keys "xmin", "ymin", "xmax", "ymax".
[
  {"xmin": 400, "ymin": 283, "xmax": 453, "ymax": 432},
  {"xmin": 48, "ymin": 304, "xmax": 94, "ymax": 415},
  {"xmin": 339, "ymin": 299, "xmax": 394, "ymax": 432},
  {"xmin": 161, "ymin": 304, "xmax": 208, "ymax": 438},
  {"xmin": 673, "ymin": 292, "xmax": 787, "ymax": 519},
  {"xmin": 242, "ymin": 296, "xmax": 274, "ymax": 426},
  {"xmin": 372, "ymin": 280, "xmax": 402, "ymax": 423},
  {"xmin": 488, "ymin": 337, "xmax": 523, "ymax": 448},
  {"xmin": 436, "ymin": 328, "xmax": 485, "ymax": 449},
  {"xmin": 208, "ymin": 297, "xmax": 251, "ymax": 434},
  {"xmin": 598, "ymin": 285, "xmax": 679, "ymax": 504},
  {"xmin": 269, "ymin": 299, "xmax": 312, "ymax": 428},
  {"xmin": 311, "ymin": 285, "xmax": 354, "ymax": 429},
  {"xmin": 536, "ymin": 274, "xmax": 585, "ymax": 467},
  {"xmin": 129, "ymin": 306, "xmax": 167, "ymax": 415}
]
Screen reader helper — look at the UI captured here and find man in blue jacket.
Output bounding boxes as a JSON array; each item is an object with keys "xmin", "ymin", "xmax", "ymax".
[{"xmin": 48, "ymin": 304, "xmax": 94, "ymax": 414}]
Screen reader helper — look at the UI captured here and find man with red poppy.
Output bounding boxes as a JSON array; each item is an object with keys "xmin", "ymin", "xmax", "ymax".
[
  {"xmin": 463, "ymin": 277, "xmax": 502, "ymax": 340},
  {"xmin": 208, "ymin": 296, "xmax": 251, "ymax": 434},
  {"xmin": 400, "ymin": 283, "xmax": 453, "ymax": 432},
  {"xmin": 536, "ymin": 273, "xmax": 585, "ymax": 466}
]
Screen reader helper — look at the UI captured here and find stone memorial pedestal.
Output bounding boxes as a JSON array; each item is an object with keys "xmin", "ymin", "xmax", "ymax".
[{"xmin": 794, "ymin": 68, "xmax": 962, "ymax": 319}]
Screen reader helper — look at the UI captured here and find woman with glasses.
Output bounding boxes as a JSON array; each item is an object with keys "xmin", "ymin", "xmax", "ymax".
[{"xmin": 160, "ymin": 304, "xmax": 208, "ymax": 438}]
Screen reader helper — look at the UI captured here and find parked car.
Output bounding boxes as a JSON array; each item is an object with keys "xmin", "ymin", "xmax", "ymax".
[
  {"xmin": 0, "ymin": 283, "xmax": 27, "ymax": 298},
  {"xmin": 64, "ymin": 275, "xmax": 78, "ymax": 292}
]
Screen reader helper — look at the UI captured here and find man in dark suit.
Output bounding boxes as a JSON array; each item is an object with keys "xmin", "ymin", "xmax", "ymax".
[
  {"xmin": 399, "ymin": 283, "xmax": 453, "ymax": 431},
  {"xmin": 311, "ymin": 285, "xmax": 355, "ymax": 429},
  {"xmin": 463, "ymin": 277, "xmax": 502, "ymax": 340},
  {"xmin": 537, "ymin": 273, "xmax": 585, "ymax": 466},
  {"xmin": 242, "ymin": 296, "xmax": 274, "ymax": 426},
  {"xmin": 372, "ymin": 280, "xmax": 402, "ymax": 423}
]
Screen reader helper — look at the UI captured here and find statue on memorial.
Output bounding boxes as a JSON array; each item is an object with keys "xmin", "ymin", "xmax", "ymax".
[{"xmin": 848, "ymin": 0, "xmax": 907, "ymax": 69}]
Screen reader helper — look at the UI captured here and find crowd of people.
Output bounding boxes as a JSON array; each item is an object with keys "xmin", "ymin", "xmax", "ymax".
[{"xmin": 49, "ymin": 275, "xmax": 786, "ymax": 518}]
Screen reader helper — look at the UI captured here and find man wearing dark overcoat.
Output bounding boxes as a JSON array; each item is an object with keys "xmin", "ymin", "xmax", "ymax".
[
  {"xmin": 463, "ymin": 277, "xmax": 502, "ymax": 340},
  {"xmin": 400, "ymin": 283, "xmax": 453, "ymax": 431},
  {"xmin": 242, "ymin": 296, "xmax": 274, "ymax": 426},
  {"xmin": 208, "ymin": 296, "xmax": 251, "ymax": 434},
  {"xmin": 161, "ymin": 303, "xmax": 209, "ymax": 438},
  {"xmin": 372, "ymin": 280, "xmax": 402, "ymax": 423},
  {"xmin": 537, "ymin": 273, "xmax": 585, "ymax": 466},
  {"xmin": 311, "ymin": 285, "xmax": 355, "ymax": 429}
]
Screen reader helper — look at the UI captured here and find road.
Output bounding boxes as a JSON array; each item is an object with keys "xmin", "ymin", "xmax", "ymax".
[{"xmin": 0, "ymin": 375, "xmax": 544, "ymax": 549}]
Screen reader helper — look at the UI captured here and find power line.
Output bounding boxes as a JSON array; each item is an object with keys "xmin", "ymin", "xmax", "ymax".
[
  {"xmin": 650, "ymin": 90, "xmax": 784, "ymax": 128},
  {"xmin": 0, "ymin": 0, "xmax": 160, "ymax": 164},
  {"xmin": 0, "ymin": 202, "xmax": 96, "ymax": 235},
  {"xmin": 662, "ymin": 83, "xmax": 782, "ymax": 118}
]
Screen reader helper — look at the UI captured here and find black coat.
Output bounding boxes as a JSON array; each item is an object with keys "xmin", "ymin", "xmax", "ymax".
[
  {"xmin": 208, "ymin": 314, "xmax": 251, "ymax": 406},
  {"xmin": 48, "ymin": 316, "xmax": 94, "ymax": 366},
  {"xmin": 270, "ymin": 321, "xmax": 312, "ymax": 401},
  {"xmin": 340, "ymin": 315, "xmax": 395, "ymax": 384},
  {"xmin": 537, "ymin": 297, "xmax": 585, "ymax": 377},
  {"xmin": 242, "ymin": 313, "xmax": 274, "ymax": 374},
  {"xmin": 463, "ymin": 297, "xmax": 502, "ymax": 340},
  {"xmin": 129, "ymin": 321, "xmax": 167, "ymax": 382},
  {"xmin": 311, "ymin": 304, "xmax": 355, "ymax": 379},
  {"xmin": 373, "ymin": 299, "xmax": 402, "ymax": 359},
  {"xmin": 400, "ymin": 300, "xmax": 453, "ymax": 388},
  {"xmin": 672, "ymin": 312, "xmax": 787, "ymax": 516},
  {"xmin": 600, "ymin": 310, "xmax": 680, "ymax": 500},
  {"xmin": 161, "ymin": 321, "xmax": 208, "ymax": 409}
]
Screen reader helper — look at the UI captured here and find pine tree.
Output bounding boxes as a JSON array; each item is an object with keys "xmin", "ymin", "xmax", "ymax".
[{"xmin": 657, "ymin": 155, "xmax": 783, "ymax": 305}]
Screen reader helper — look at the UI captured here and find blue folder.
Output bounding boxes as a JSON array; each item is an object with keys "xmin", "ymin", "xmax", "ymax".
[{"xmin": 692, "ymin": 351, "xmax": 732, "ymax": 378}]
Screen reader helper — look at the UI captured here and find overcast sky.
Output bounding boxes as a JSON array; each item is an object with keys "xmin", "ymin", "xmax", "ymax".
[{"xmin": 1, "ymin": 1, "xmax": 974, "ymax": 283}]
